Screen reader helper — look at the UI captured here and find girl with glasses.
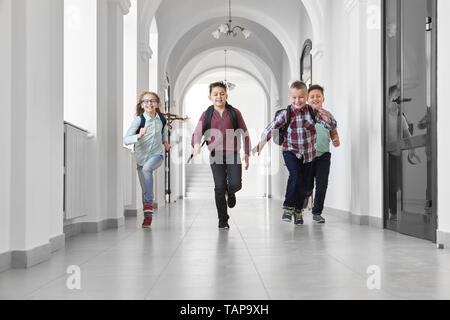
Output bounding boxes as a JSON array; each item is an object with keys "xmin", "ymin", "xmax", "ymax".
[{"xmin": 124, "ymin": 92, "xmax": 171, "ymax": 228}]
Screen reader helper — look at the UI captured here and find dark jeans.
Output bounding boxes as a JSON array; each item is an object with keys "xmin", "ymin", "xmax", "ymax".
[
  {"xmin": 283, "ymin": 151, "xmax": 312, "ymax": 210},
  {"xmin": 306, "ymin": 152, "xmax": 331, "ymax": 215},
  {"xmin": 210, "ymin": 152, "xmax": 242, "ymax": 222}
]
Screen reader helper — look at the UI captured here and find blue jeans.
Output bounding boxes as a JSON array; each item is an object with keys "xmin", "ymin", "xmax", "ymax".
[
  {"xmin": 282, "ymin": 151, "xmax": 312, "ymax": 210},
  {"xmin": 137, "ymin": 154, "xmax": 164, "ymax": 205}
]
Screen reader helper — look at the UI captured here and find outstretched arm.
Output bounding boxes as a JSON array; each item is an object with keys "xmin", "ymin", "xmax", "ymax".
[
  {"xmin": 252, "ymin": 110, "xmax": 287, "ymax": 155},
  {"xmin": 314, "ymin": 108, "xmax": 337, "ymax": 131},
  {"xmin": 191, "ymin": 112, "xmax": 206, "ymax": 156}
]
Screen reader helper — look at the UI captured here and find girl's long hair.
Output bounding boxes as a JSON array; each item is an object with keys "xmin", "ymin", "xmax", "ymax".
[{"xmin": 136, "ymin": 92, "xmax": 164, "ymax": 117}]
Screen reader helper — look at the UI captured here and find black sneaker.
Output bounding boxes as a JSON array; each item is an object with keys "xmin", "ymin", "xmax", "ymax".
[
  {"xmin": 313, "ymin": 214, "xmax": 326, "ymax": 224},
  {"xmin": 218, "ymin": 220, "xmax": 230, "ymax": 229},
  {"xmin": 227, "ymin": 192, "xmax": 236, "ymax": 208},
  {"xmin": 294, "ymin": 209, "xmax": 304, "ymax": 225}
]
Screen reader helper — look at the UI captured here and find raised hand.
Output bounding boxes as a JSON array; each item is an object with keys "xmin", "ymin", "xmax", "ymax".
[{"xmin": 138, "ymin": 127, "xmax": 148, "ymax": 139}]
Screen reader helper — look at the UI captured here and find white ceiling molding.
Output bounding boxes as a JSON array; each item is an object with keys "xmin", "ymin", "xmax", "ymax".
[
  {"xmin": 301, "ymin": 0, "xmax": 325, "ymax": 50},
  {"xmin": 108, "ymin": 0, "xmax": 132, "ymax": 15},
  {"xmin": 139, "ymin": 42, "xmax": 153, "ymax": 61},
  {"xmin": 311, "ymin": 42, "xmax": 325, "ymax": 62}
]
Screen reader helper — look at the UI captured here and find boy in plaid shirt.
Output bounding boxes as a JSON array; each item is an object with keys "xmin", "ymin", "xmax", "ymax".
[{"xmin": 253, "ymin": 81, "xmax": 337, "ymax": 225}]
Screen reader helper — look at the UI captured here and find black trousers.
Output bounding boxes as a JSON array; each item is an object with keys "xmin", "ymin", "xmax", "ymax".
[
  {"xmin": 210, "ymin": 152, "xmax": 242, "ymax": 222},
  {"xmin": 306, "ymin": 152, "xmax": 331, "ymax": 215}
]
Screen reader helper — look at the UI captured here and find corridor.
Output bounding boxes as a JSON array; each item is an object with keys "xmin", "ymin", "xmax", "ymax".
[
  {"xmin": 2, "ymin": 0, "xmax": 450, "ymax": 303},
  {"xmin": 1, "ymin": 199, "xmax": 449, "ymax": 300}
]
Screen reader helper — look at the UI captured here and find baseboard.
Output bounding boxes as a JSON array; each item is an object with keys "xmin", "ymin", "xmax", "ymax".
[
  {"xmin": 0, "ymin": 251, "xmax": 11, "ymax": 273},
  {"xmin": 63, "ymin": 216, "xmax": 125, "ymax": 239},
  {"xmin": 11, "ymin": 243, "xmax": 52, "ymax": 269},
  {"xmin": 124, "ymin": 208, "xmax": 138, "ymax": 217},
  {"xmin": 0, "ymin": 232, "xmax": 67, "ymax": 270},
  {"xmin": 49, "ymin": 234, "xmax": 66, "ymax": 253},
  {"xmin": 324, "ymin": 207, "xmax": 383, "ymax": 228},
  {"xmin": 437, "ymin": 230, "xmax": 450, "ymax": 249}
]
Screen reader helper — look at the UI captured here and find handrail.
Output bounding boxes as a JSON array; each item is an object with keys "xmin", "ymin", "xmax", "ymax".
[
  {"xmin": 64, "ymin": 121, "xmax": 89, "ymax": 134},
  {"xmin": 64, "ymin": 121, "xmax": 94, "ymax": 139}
]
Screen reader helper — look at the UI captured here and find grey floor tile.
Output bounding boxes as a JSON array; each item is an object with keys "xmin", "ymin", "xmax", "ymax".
[{"xmin": 1, "ymin": 198, "xmax": 448, "ymax": 300}]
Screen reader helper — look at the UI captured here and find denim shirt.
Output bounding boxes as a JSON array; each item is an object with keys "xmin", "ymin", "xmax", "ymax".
[{"xmin": 123, "ymin": 113, "xmax": 168, "ymax": 166}]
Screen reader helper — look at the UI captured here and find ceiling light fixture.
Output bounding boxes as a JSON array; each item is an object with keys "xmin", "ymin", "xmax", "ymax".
[
  {"xmin": 223, "ymin": 49, "xmax": 236, "ymax": 91},
  {"xmin": 212, "ymin": 0, "xmax": 251, "ymax": 39}
]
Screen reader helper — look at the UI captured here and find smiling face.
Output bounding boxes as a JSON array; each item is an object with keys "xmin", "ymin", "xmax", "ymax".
[
  {"xmin": 308, "ymin": 89, "xmax": 325, "ymax": 109},
  {"xmin": 209, "ymin": 86, "xmax": 228, "ymax": 108},
  {"xmin": 141, "ymin": 93, "xmax": 159, "ymax": 114},
  {"xmin": 289, "ymin": 88, "xmax": 308, "ymax": 109}
]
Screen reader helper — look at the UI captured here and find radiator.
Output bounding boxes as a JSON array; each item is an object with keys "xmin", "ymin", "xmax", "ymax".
[{"xmin": 64, "ymin": 122, "xmax": 88, "ymax": 220}]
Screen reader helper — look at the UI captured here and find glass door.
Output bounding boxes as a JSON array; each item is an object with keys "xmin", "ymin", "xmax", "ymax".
[{"xmin": 383, "ymin": 0, "xmax": 437, "ymax": 242}]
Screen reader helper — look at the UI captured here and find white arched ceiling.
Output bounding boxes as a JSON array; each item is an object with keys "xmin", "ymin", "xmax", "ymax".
[
  {"xmin": 166, "ymin": 18, "xmax": 283, "ymax": 84},
  {"xmin": 140, "ymin": 0, "xmax": 324, "ymax": 72},
  {"xmin": 151, "ymin": 0, "xmax": 313, "ymax": 80}
]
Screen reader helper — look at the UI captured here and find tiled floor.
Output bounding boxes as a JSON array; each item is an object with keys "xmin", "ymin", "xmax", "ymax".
[{"xmin": 1, "ymin": 198, "xmax": 450, "ymax": 300}]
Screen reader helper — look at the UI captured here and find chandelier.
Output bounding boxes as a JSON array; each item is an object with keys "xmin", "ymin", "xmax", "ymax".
[
  {"xmin": 223, "ymin": 50, "xmax": 236, "ymax": 91},
  {"xmin": 212, "ymin": 0, "xmax": 251, "ymax": 39}
]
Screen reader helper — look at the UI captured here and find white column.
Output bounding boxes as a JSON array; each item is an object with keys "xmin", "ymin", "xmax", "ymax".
[
  {"xmin": 96, "ymin": 0, "xmax": 130, "ymax": 222},
  {"xmin": 0, "ymin": 0, "xmax": 12, "ymax": 257},
  {"xmin": 9, "ymin": 0, "xmax": 64, "ymax": 267},
  {"xmin": 346, "ymin": 0, "xmax": 370, "ymax": 222}
]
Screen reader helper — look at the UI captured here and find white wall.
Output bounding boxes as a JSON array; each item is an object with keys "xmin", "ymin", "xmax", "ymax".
[
  {"xmin": 0, "ymin": 0, "xmax": 12, "ymax": 254},
  {"xmin": 324, "ymin": 0, "xmax": 352, "ymax": 213},
  {"xmin": 309, "ymin": 0, "xmax": 382, "ymax": 222},
  {"xmin": 438, "ymin": 0, "xmax": 450, "ymax": 234},
  {"xmin": 64, "ymin": 0, "xmax": 97, "ymax": 134}
]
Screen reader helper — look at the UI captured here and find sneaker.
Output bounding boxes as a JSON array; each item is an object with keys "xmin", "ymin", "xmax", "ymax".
[
  {"xmin": 227, "ymin": 192, "xmax": 236, "ymax": 208},
  {"xmin": 142, "ymin": 217, "xmax": 152, "ymax": 228},
  {"xmin": 313, "ymin": 214, "xmax": 325, "ymax": 224},
  {"xmin": 282, "ymin": 208, "xmax": 294, "ymax": 222},
  {"xmin": 294, "ymin": 209, "xmax": 304, "ymax": 225},
  {"xmin": 218, "ymin": 220, "xmax": 230, "ymax": 229},
  {"xmin": 143, "ymin": 203, "xmax": 154, "ymax": 214}
]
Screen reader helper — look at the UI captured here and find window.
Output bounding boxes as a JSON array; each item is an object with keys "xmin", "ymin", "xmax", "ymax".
[{"xmin": 300, "ymin": 39, "xmax": 313, "ymax": 87}]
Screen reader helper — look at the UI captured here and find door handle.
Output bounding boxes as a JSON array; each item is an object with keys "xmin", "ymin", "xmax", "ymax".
[{"xmin": 392, "ymin": 97, "xmax": 412, "ymax": 104}]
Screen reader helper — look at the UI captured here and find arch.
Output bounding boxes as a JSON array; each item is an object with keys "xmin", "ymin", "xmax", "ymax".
[
  {"xmin": 301, "ymin": 0, "xmax": 325, "ymax": 56},
  {"xmin": 181, "ymin": 67, "xmax": 271, "ymax": 198},
  {"xmin": 141, "ymin": 1, "xmax": 297, "ymax": 79},
  {"xmin": 179, "ymin": 66, "xmax": 271, "ymax": 116},
  {"xmin": 174, "ymin": 46, "xmax": 277, "ymax": 102}
]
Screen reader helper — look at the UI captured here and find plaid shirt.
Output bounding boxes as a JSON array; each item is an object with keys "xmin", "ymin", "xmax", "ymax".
[{"xmin": 261, "ymin": 105, "xmax": 337, "ymax": 163}]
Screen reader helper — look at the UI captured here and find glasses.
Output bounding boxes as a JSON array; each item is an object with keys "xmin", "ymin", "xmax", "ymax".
[{"xmin": 141, "ymin": 99, "xmax": 159, "ymax": 104}]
